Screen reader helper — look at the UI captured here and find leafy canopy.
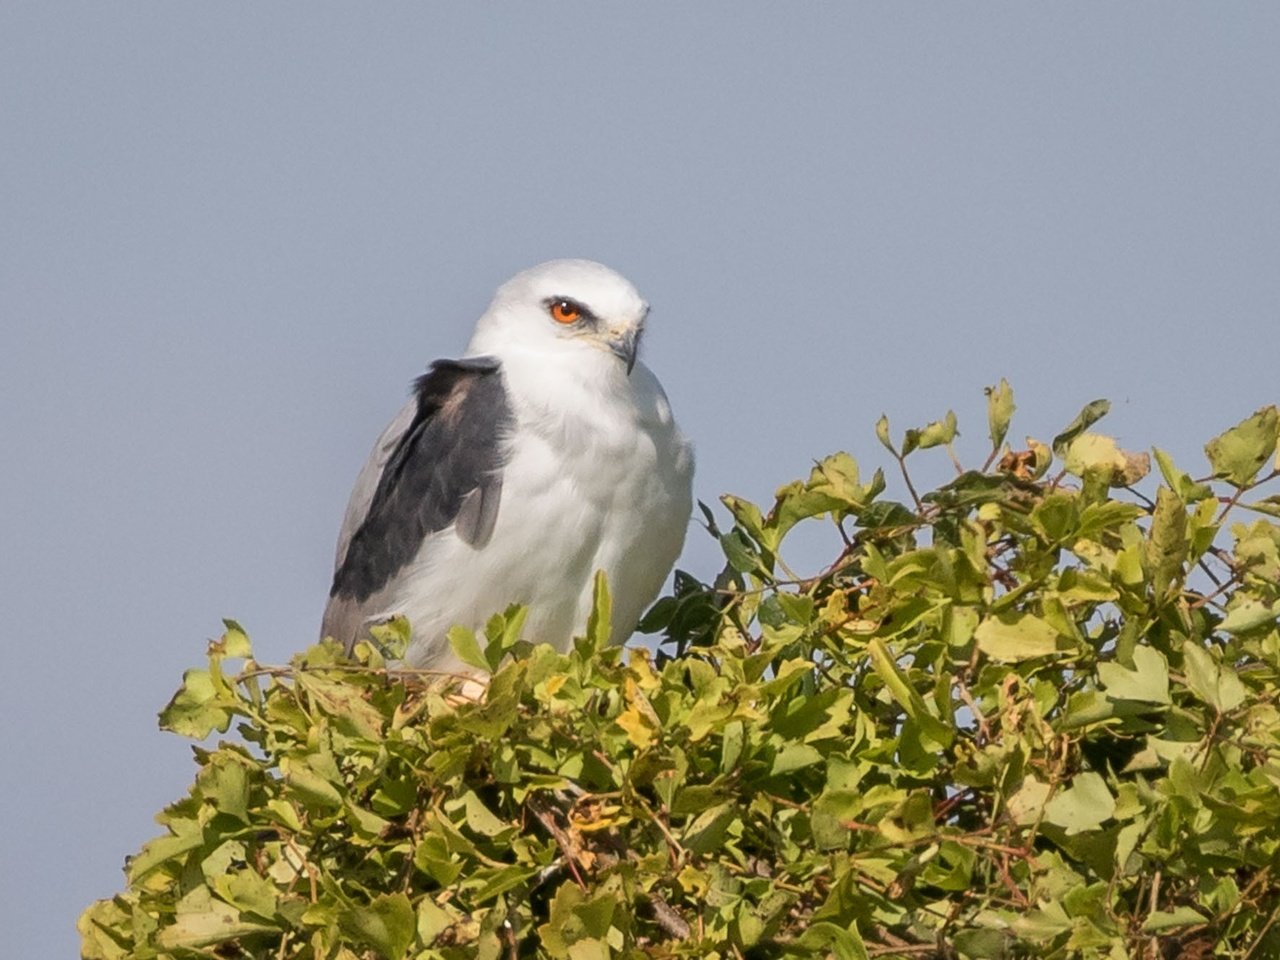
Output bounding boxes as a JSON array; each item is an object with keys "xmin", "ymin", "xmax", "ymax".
[{"xmin": 81, "ymin": 388, "xmax": 1280, "ymax": 959}]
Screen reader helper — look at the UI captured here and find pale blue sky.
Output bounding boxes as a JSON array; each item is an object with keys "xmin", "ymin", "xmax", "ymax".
[{"xmin": 3, "ymin": 5, "xmax": 1278, "ymax": 954}]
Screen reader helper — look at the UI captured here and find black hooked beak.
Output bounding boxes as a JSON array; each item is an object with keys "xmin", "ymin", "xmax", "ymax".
[{"xmin": 607, "ymin": 325, "xmax": 643, "ymax": 375}]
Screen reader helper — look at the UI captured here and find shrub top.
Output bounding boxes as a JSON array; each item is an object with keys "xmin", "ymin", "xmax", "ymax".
[{"xmin": 81, "ymin": 390, "xmax": 1280, "ymax": 959}]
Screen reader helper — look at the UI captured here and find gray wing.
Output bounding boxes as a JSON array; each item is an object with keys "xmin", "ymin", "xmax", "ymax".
[
  {"xmin": 332, "ymin": 399, "xmax": 418, "ymax": 573},
  {"xmin": 321, "ymin": 357, "xmax": 511, "ymax": 647}
]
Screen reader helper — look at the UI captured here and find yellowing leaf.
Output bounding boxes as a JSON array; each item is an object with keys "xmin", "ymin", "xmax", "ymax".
[
  {"xmin": 1063, "ymin": 433, "xmax": 1149, "ymax": 486},
  {"xmin": 615, "ymin": 705, "xmax": 656, "ymax": 749},
  {"xmin": 1007, "ymin": 776, "xmax": 1052, "ymax": 825}
]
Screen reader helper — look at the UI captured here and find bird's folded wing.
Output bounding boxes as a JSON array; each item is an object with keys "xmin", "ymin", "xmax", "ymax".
[{"xmin": 328, "ymin": 356, "xmax": 512, "ymax": 608}]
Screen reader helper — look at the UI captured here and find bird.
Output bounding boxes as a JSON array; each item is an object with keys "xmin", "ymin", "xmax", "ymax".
[{"xmin": 321, "ymin": 259, "xmax": 694, "ymax": 671}]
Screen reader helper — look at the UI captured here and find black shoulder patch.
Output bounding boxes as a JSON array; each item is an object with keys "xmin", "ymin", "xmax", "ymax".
[{"xmin": 329, "ymin": 357, "xmax": 512, "ymax": 603}]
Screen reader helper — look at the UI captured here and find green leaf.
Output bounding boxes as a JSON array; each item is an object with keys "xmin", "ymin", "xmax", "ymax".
[
  {"xmin": 1052, "ymin": 398, "xmax": 1111, "ymax": 456},
  {"xmin": 159, "ymin": 669, "xmax": 233, "ymax": 739},
  {"xmin": 298, "ymin": 674, "xmax": 384, "ymax": 740},
  {"xmin": 1142, "ymin": 906, "xmax": 1207, "ymax": 933},
  {"xmin": 1153, "ymin": 447, "xmax": 1215, "ymax": 503},
  {"xmin": 721, "ymin": 719, "xmax": 745, "ymax": 771},
  {"xmin": 720, "ymin": 529, "xmax": 761, "ymax": 573},
  {"xmin": 482, "ymin": 603, "xmax": 529, "ymax": 670},
  {"xmin": 366, "ymin": 613, "xmax": 411, "ymax": 660},
  {"xmin": 1012, "ymin": 901, "xmax": 1072, "ymax": 939},
  {"xmin": 1219, "ymin": 599, "xmax": 1279, "ymax": 635},
  {"xmin": 460, "ymin": 790, "xmax": 510, "ymax": 837},
  {"xmin": 811, "ymin": 789, "xmax": 863, "ymax": 850},
  {"xmin": 874, "ymin": 413, "xmax": 894, "ymax": 454},
  {"xmin": 416, "ymin": 897, "xmax": 458, "ymax": 943},
  {"xmin": 1205, "ymin": 406, "xmax": 1279, "ymax": 487},
  {"xmin": 126, "ymin": 822, "xmax": 206, "ymax": 882},
  {"xmin": 974, "ymin": 612, "xmax": 1062, "ymax": 662},
  {"xmin": 281, "ymin": 757, "xmax": 344, "ymax": 810},
  {"xmin": 447, "ymin": 624, "xmax": 489, "ymax": 672},
  {"xmin": 78, "ymin": 898, "xmax": 137, "ymax": 960},
  {"xmin": 1182, "ymin": 642, "xmax": 1247, "ymax": 712},
  {"xmin": 920, "ymin": 409, "xmax": 958, "ymax": 449},
  {"xmin": 1145, "ymin": 486, "xmax": 1188, "ymax": 600},
  {"xmin": 1098, "ymin": 646, "xmax": 1170, "ymax": 705},
  {"xmin": 771, "ymin": 742, "xmax": 824, "ymax": 775},
  {"xmin": 803, "ymin": 452, "xmax": 868, "ymax": 511},
  {"xmin": 467, "ymin": 863, "xmax": 544, "ymax": 904},
  {"xmin": 540, "ymin": 883, "xmax": 601, "ymax": 957},
  {"xmin": 1043, "ymin": 771, "xmax": 1115, "ymax": 834},
  {"xmin": 796, "ymin": 922, "xmax": 870, "ymax": 960},
  {"xmin": 953, "ymin": 928, "xmax": 1013, "ymax": 959},
  {"xmin": 586, "ymin": 569, "xmax": 612, "ymax": 649},
  {"xmin": 866, "ymin": 638, "xmax": 952, "ymax": 746},
  {"xmin": 498, "ymin": 603, "xmax": 529, "ymax": 651},
  {"xmin": 155, "ymin": 906, "xmax": 276, "ymax": 949},
  {"xmin": 339, "ymin": 893, "xmax": 416, "ymax": 960},
  {"xmin": 771, "ymin": 687, "xmax": 853, "ymax": 742},
  {"xmin": 985, "ymin": 378, "xmax": 1015, "ymax": 452},
  {"xmin": 1243, "ymin": 494, "xmax": 1280, "ymax": 519},
  {"xmin": 414, "ymin": 834, "xmax": 462, "ymax": 886},
  {"xmin": 198, "ymin": 754, "xmax": 251, "ymax": 823},
  {"xmin": 219, "ymin": 620, "xmax": 253, "ymax": 659},
  {"xmin": 211, "ymin": 869, "xmax": 278, "ymax": 920},
  {"xmin": 903, "ymin": 411, "xmax": 958, "ymax": 455}
]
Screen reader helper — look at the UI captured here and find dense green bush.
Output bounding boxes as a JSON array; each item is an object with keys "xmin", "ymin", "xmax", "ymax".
[{"xmin": 81, "ymin": 388, "xmax": 1280, "ymax": 959}]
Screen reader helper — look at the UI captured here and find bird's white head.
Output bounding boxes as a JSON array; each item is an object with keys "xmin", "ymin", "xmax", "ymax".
[{"xmin": 466, "ymin": 259, "xmax": 650, "ymax": 376}]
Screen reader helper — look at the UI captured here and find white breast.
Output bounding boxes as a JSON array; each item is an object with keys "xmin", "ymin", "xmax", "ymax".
[{"xmin": 388, "ymin": 354, "xmax": 693, "ymax": 670}]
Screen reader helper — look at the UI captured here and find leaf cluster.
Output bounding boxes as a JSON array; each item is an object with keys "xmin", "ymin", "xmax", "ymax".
[{"xmin": 80, "ymin": 392, "xmax": 1280, "ymax": 959}]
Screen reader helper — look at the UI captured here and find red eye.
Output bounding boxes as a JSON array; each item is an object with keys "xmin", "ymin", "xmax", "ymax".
[{"xmin": 549, "ymin": 300, "xmax": 582, "ymax": 324}]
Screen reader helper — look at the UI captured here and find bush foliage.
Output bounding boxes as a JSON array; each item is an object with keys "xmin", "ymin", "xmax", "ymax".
[{"xmin": 81, "ymin": 388, "xmax": 1280, "ymax": 959}]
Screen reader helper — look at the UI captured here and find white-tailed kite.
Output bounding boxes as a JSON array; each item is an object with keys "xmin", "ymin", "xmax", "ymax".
[{"xmin": 321, "ymin": 259, "xmax": 694, "ymax": 670}]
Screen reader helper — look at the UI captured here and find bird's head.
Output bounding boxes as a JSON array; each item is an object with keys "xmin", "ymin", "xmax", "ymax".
[{"xmin": 467, "ymin": 259, "xmax": 650, "ymax": 376}]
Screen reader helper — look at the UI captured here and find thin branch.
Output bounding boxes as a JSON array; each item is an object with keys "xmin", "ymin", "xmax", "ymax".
[
  {"xmin": 525, "ymin": 795, "xmax": 588, "ymax": 891},
  {"xmin": 895, "ymin": 453, "xmax": 924, "ymax": 511}
]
